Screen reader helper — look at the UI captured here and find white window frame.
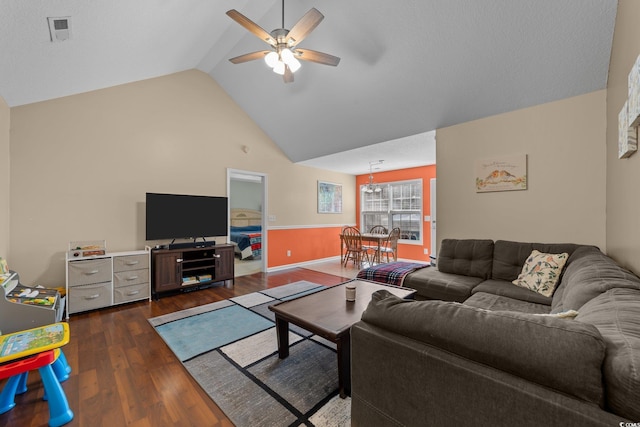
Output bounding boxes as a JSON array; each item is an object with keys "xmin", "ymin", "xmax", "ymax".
[{"xmin": 360, "ymin": 179, "xmax": 423, "ymax": 245}]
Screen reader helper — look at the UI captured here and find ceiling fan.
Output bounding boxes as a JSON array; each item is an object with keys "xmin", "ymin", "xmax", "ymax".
[{"xmin": 226, "ymin": 0, "xmax": 340, "ymax": 83}]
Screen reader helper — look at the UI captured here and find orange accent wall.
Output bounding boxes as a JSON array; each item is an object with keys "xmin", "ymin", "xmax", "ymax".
[
  {"xmin": 268, "ymin": 226, "xmax": 343, "ymax": 267},
  {"xmin": 356, "ymin": 165, "xmax": 437, "ymax": 262},
  {"xmin": 267, "ymin": 165, "xmax": 437, "ymax": 268}
]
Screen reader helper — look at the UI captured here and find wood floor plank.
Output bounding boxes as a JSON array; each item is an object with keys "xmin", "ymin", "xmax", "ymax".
[{"xmin": 0, "ymin": 268, "xmax": 349, "ymax": 426}]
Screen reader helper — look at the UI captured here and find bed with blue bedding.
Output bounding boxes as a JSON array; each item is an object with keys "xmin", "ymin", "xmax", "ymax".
[{"xmin": 230, "ymin": 225, "xmax": 262, "ymax": 259}]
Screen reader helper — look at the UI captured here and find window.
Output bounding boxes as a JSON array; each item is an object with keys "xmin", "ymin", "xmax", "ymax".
[{"xmin": 360, "ymin": 179, "xmax": 422, "ymax": 242}]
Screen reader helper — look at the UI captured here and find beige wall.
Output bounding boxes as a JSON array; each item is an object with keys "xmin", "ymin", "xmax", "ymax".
[
  {"xmin": 0, "ymin": 96, "xmax": 8, "ymax": 259},
  {"xmin": 605, "ymin": 0, "xmax": 640, "ymax": 274},
  {"xmin": 9, "ymin": 70, "xmax": 354, "ymax": 285},
  {"xmin": 436, "ymin": 90, "xmax": 607, "ymax": 251}
]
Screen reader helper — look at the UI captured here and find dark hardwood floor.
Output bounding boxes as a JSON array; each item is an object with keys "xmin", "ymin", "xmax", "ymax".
[{"xmin": 0, "ymin": 268, "xmax": 349, "ymax": 427}]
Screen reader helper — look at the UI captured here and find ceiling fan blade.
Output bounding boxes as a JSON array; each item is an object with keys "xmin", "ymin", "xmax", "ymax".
[
  {"xmin": 283, "ymin": 64, "xmax": 294, "ymax": 83},
  {"xmin": 294, "ymin": 48, "xmax": 340, "ymax": 66},
  {"xmin": 229, "ymin": 50, "xmax": 271, "ymax": 64},
  {"xmin": 285, "ymin": 8, "xmax": 324, "ymax": 47},
  {"xmin": 226, "ymin": 9, "xmax": 276, "ymax": 45}
]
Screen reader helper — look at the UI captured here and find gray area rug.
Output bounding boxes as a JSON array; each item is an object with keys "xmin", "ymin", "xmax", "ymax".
[{"xmin": 149, "ymin": 281, "xmax": 351, "ymax": 427}]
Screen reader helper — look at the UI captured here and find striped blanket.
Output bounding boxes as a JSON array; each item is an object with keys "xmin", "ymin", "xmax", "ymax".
[
  {"xmin": 248, "ymin": 233, "xmax": 262, "ymax": 258},
  {"xmin": 357, "ymin": 262, "xmax": 430, "ymax": 287}
]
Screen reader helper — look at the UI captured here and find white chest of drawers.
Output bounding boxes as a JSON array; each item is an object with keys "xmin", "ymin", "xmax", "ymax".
[{"xmin": 66, "ymin": 250, "xmax": 150, "ymax": 317}]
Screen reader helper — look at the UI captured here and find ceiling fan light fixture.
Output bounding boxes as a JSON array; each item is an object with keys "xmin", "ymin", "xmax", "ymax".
[
  {"xmin": 273, "ymin": 61, "xmax": 286, "ymax": 75},
  {"xmin": 288, "ymin": 57, "xmax": 301, "ymax": 73},
  {"xmin": 277, "ymin": 48, "xmax": 301, "ymax": 73},
  {"xmin": 281, "ymin": 48, "xmax": 294, "ymax": 63},
  {"xmin": 265, "ymin": 51, "xmax": 279, "ymax": 68},
  {"xmin": 226, "ymin": 3, "xmax": 340, "ymax": 83}
]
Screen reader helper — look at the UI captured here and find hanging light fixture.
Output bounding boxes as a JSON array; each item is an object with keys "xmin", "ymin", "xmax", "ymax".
[
  {"xmin": 363, "ymin": 160, "xmax": 384, "ymax": 193},
  {"xmin": 227, "ymin": 0, "xmax": 340, "ymax": 83},
  {"xmin": 265, "ymin": 45, "xmax": 301, "ymax": 74},
  {"xmin": 265, "ymin": 51, "xmax": 279, "ymax": 68},
  {"xmin": 258, "ymin": 3, "xmax": 304, "ymax": 77}
]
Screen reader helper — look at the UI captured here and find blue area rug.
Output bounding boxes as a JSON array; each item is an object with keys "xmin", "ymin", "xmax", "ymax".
[
  {"xmin": 148, "ymin": 281, "xmax": 351, "ymax": 427},
  {"xmin": 154, "ymin": 304, "xmax": 274, "ymax": 361}
]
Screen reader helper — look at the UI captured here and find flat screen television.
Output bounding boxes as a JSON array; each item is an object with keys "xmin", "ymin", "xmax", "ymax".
[{"xmin": 145, "ymin": 192, "xmax": 228, "ymax": 241}]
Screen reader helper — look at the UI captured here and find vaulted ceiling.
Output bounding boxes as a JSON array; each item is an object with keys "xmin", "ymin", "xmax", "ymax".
[{"xmin": 0, "ymin": 1, "xmax": 617, "ymax": 174}]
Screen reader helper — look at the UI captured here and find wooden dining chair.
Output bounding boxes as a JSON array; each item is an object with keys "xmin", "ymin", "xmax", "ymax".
[
  {"xmin": 342, "ymin": 227, "xmax": 370, "ymax": 268},
  {"xmin": 369, "ymin": 225, "xmax": 388, "ymax": 234},
  {"xmin": 364, "ymin": 225, "xmax": 389, "ymax": 264},
  {"xmin": 340, "ymin": 225, "xmax": 349, "ymax": 264},
  {"xmin": 379, "ymin": 227, "xmax": 401, "ymax": 262}
]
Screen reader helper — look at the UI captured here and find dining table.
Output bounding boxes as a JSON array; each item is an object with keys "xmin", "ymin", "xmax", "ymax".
[{"xmin": 361, "ymin": 233, "xmax": 390, "ymax": 264}]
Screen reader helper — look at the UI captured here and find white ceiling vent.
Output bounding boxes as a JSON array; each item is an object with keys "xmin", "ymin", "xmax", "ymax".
[{"xmin": 47, "ymin": 17, "xmax": 71, "ymax": 42}]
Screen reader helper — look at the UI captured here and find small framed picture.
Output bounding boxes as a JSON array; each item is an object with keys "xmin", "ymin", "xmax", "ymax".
[
  {"xmin": 318, "ymin": 181, "xmax": 342, "ymax": 213},
  {"xmin": 475, "ymin": 154, "xmax": 527, "ymax": 193}
]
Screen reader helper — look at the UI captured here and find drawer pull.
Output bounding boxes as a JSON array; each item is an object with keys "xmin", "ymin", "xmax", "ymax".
[
  {"xmin": 176, "ymin": 258, "xmax": 183, "ymax": 263},
  {"xmin": 127, "ymin": 290, "xmax": 140, "ymax": 296},
  {"xmin": 127, "ymin": 276, "xmax": 139, "ymax": 281},
  {"xmin": 84, "ymin": 294, "xmax": 101, "ymax": 300},
  {"xmin": 125, "ymin": 261, "xmax": 139, "ymax": 266},
  {"xmin": 213, "ymin": 254, "xmax": 221, "ymax": 258},
  {"xmin": 85, "ymin": 270, "xmax": 100, "ymax": 275}
]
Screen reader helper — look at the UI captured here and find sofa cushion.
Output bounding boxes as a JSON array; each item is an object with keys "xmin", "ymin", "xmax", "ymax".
[
  {"xmin": 492, "ymin": 240, "xmax": 583, "ymax": 282},
  {"xmin": 551, "ymin": 246, "xmax": 640, "ymax": 313},
  {"xmin": 362, "ymin": 290, "xmax": 605, "ymax": 406},
  {"xmin": 362, "ymin": 290, "xmax": 606, "ymax": 407},
  {"xmin": 464, "ymin": 292, "xmax": 551, "ymax": 314},
  {"xmin": 403, "ymin": 268, "xmax": 483, "ymax": 302},
  {"xmin": 472, "ymin": 279, "xmax": 553, "ymax": 305},
  {"xmin": 576, "ymin": 288, "xmax": 640, "ymax": 420},
  {"xmin": 512, "ymin": 250, "xmax": 569, "ymax": 297},
  {"xmin": 436, "ymin": 239, "xmax": 494, "ymax": 279}
]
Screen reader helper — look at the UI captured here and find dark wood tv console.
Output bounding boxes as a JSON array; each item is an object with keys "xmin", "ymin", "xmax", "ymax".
[{"xmin": 151, "ymin": 244, "xmax": 234, "ymax": 298}]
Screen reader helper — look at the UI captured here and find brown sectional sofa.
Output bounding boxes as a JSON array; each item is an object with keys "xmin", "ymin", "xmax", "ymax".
[{"xmin": 350, "ymin": 239, "xmax": 640, "ymax": 426}]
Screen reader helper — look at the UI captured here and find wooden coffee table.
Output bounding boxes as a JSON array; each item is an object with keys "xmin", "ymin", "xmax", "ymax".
[{"xmin": 268, "ymin": 279, "xmax": 416, "ymax": 398}]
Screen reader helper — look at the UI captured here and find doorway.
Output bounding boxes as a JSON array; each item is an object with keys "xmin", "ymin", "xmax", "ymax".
[
  {"xmin": 430, "ymin": 177, "xmax": 436, "ymax": 263},
  {"xmin": 227, "ymin": 169, "xmax": 268, "ymax": 276}
]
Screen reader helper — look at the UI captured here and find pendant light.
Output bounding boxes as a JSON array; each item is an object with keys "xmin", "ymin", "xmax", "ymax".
[{"xmin": 363, "ymin": 160, "xmax": 384, "ymax": 193}]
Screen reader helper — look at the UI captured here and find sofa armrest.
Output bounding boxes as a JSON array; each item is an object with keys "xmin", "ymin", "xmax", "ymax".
[{"xmin": 361, "ymin": 290, "xmax": 606, "ymax": 406}]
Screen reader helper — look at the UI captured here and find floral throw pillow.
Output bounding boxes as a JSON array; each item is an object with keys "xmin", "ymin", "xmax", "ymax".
[{"xmin": 512, "ymin": 250, "xmax": 569, "ymax": 297}]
